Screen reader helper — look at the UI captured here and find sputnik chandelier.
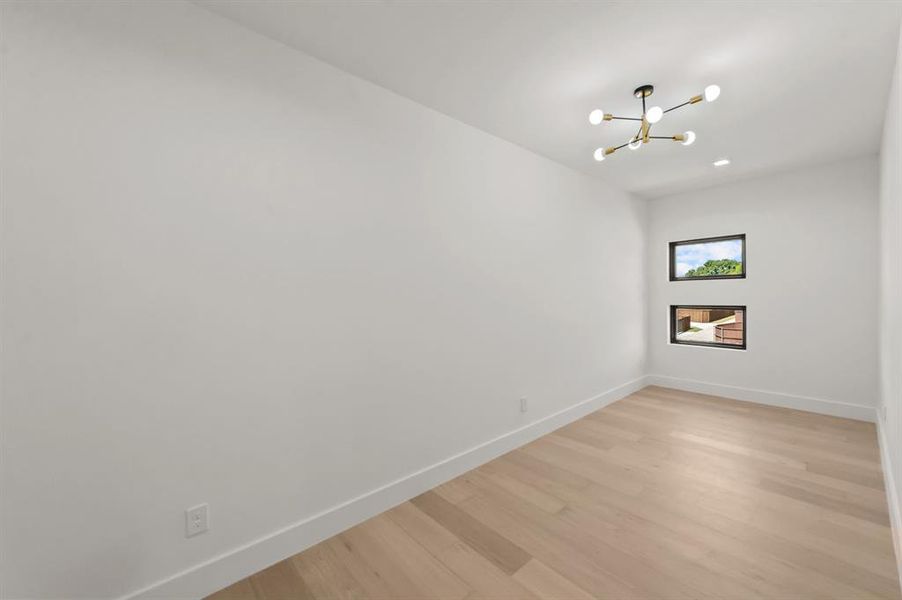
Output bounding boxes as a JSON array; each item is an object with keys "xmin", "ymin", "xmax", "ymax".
[{"xmin": 589, "ymin": 83, "xmax": 720, "ymax": 162}]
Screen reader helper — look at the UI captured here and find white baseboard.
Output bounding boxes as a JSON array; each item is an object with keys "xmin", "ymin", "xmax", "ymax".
[
  {"xmin": 877, "ymin": 416, "xmax": 902, "ymax": 593},
  {"xmin": 646, "ymin": 375, "xmax": 876, "ymax": 422},
  {"xmin": 122, "ymin": 376, "xmax": 649, "ymax": 600}
]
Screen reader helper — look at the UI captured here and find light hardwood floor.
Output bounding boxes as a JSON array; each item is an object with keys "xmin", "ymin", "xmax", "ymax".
[{"xmin": 207, "ymin": 386, "xmax": 901, "ymax": 599}]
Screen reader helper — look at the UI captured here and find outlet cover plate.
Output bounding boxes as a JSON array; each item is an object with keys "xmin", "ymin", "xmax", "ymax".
[{"xmin": 186, "ymin": 503, "xmax": 209, "ymax": 538}]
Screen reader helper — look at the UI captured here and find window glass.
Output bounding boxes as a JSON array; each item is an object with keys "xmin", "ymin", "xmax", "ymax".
[
  {"xmin": 670, "ymin": 235, "xmax": 745, "ymax": 281},
  {"xmin": 671, "ymin": 305, "xmax": 746, "ymax": 349}
]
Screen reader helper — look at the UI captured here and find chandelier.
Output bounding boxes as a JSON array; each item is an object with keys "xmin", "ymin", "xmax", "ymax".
[{"xmin": 589, "ymin": 83, "xmax": 720, "ymax": 161}]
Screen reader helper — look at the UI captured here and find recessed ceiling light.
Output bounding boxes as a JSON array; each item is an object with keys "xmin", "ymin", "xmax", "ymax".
[{"xmin": 713, "ymin": 158, "xmax": 731, "ymax": 167}]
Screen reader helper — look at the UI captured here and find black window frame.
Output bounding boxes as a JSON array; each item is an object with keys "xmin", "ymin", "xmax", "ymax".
[
  {"xmin": 669, "ymin": 234, "xmax": 746, "ymax": 282},
  {"xmin": 669, "ymin": 305, "xmax": 747, "ymax": 350}
]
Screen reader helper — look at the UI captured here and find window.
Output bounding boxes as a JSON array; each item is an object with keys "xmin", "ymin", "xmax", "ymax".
[
  {"xmin": 670, "ymin": 305, "xmax": 746, "ymax": 350},
  {"xmin": 669, "ymin": 234, "xmax": 745, "ymax": 281}
]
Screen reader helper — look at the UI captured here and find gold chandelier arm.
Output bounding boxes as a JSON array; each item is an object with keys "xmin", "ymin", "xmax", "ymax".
[
  {"xmin": 662, "ymin": 99, "xmax": 694, "ymax": 114},
  {"xmin": 607, "ymin": 136, "xmax": 639, "ymax": 154},
  {"xmin": 666, "ymin": 86, "xmax": 718, "ymax": 112},
  {"xmin": 605, "ymin": 132, "xmax": 687, "ymax": 158}
]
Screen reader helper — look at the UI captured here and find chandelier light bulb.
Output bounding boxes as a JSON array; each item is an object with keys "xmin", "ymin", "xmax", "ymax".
[
  {"xmin": 628, "ymin": 138, "xmax": 642, "ymax": 150},
  {"xmin": 681, "ymin": 131, "xmax": 696, "ymax": 146},
  {"xmin": 704, "ymin": 84, "xmax": 721, "ymax": 102},
  {"xmin": 589, "ymin": 109, "xmax": 605, "ymax": 125},
  {"xmin": 593, "ymin": 147, "xmax": 606, "ymax": 161},
  {"xmin": 646, "ymin": 106, "xmax": 663, "ymax": 124}
]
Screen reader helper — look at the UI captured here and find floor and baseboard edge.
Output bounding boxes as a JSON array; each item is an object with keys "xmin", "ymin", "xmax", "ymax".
[
  {"xmin": 877, "ymin": 415, "xmax": 902, "ymax": 592},
  {"xmin": 121, "ymin": 375, "xmax": 882, "ymax": 599},
  {"xmin": 122, "ymin": 375, "xmax": 649, "ymax": 600},
  {"xmin": 646, "ymin": 375, "xmax": 877, "ymax": 423}
]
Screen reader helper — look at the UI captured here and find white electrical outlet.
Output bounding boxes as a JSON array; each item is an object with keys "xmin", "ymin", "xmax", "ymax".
[
  {"xmin": 185, "ymin": 503, "xmax": 209, "ymax": 538},
  {"xmin": 520, "ymin": 397, "xmax": 528, "ymax": 413}
]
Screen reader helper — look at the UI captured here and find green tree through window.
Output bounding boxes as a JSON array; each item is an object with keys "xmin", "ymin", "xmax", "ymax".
[{"xmin": 684, "ymin": 259, "xmax": 742, "ymax": 278}]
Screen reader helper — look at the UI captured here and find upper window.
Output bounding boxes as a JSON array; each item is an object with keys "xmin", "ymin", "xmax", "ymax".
[{"xmin": 669, "ymin": 234, "xmax": 746, "ymax": 281}]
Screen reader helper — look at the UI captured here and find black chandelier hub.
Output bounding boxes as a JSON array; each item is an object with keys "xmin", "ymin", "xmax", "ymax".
[{"xmin": 633, "ymin": 84, "xmax": 654, "ymax": 99}]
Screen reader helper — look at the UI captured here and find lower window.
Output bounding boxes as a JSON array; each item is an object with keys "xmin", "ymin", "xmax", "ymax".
[{"xmin": 670, "ymin": 305, "xmax": 746, "ymax": 350}]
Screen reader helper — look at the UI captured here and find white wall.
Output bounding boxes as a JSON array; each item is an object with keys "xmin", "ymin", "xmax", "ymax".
[
  {"xmin": 646, "ymin": 157, "xmax": 880, "ymax": 418},
  {"xmin": 0, "ymin": 2, "xmax": 646, "ymax": 598},
  {"xmin": 879, "ymin": 23, "xmax": 902, "ymax": 583}
]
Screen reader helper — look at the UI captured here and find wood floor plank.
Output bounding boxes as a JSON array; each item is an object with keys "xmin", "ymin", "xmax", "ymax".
[
  {"xmin": 456, "ymin": 492, "xmax": 653, "ymax": 599},
  {"xmin": 511, "ymin": 559, "xmax": 595, "ymax": 600},
  {"xmin": 434, "ymin": 475, "xmax": 481, "ymax": 505},
  {"xmin": 812, "ymin": 517, "xmax": 899, "ymax": 558},
  {"xmin": 317, "ymin": 535, "xmax": 397, "ymax": 598},
  {"xmin": 497, "ymin": 450, "xmax": 594, "ymax": 492},
  {"xmin": 290, "ymin": 542, "xmax": 370, "ymax": 600},
  {"xmin": 205, "ymin": 578, "xmax": 258, "ymax": 600},
  {"xmin": 639, "ymin": 401, "xmax": 882, "ymax": 463},
  {"xmin": 467, "ymin": 468, "xmax": 566, "ymax": 514},
  {"xmin": 558, "ymin": 480, "xmax": 881, "ymax": 600},
  {"xmin": 566, "ymin": 416, "xmax": 643, "ymax": 443},
  {"xmin": 387, "ymin": 502, "xmax": 539, "ymax": 600},
  {"xmin": 249, "ymin": 560, "xmax": 314, "ymax": 600},
  {"xmin": 518, "ymin": 437, "xmax": 645, "ymax": 496},
  {"xmin": 758, "ymin": 477, "xmax": 891, "ymax": 526},
  {"xmin": 206, "ymin": 386, "xmax": 902, "ymax": 600},
  {"xmin": 456, "ymin": 470, "xmax": 717, "ymax": 599},
  {"xmin": 409, "ymin": 491, "xmax": 531, "ymax": 576},
  {"xmin": 808, "ymin": 457, "xmax": 888, "ymax": 489},
  {"xmin": 339, "ymin": 513, "xmax": 471, "ymax": 600}
]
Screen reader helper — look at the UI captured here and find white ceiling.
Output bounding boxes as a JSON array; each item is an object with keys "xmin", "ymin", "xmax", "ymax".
[{"xmin": 196, "ymin": 1, "xmax": 902, "ymax": 198}]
